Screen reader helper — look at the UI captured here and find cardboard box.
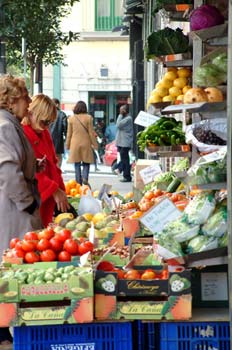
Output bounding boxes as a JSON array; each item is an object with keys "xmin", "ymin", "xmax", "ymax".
[
  {"xmin": 134, "ymin": 159, "xmax": 159, "ymax": 190},
  {"xmin": 94, "ymin": 267, "xmax": 192, "ymax": 320}
]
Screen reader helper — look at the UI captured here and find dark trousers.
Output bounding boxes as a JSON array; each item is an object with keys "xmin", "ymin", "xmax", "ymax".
[
  {"xmin": 74, "ymin": 162, "xmax": 90, "ymax": 185},
  {"xmin": 118, "ymin": 146, "xmax": 131, "ymax": 180}
]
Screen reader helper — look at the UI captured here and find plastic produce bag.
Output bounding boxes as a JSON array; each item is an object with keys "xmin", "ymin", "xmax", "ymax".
[
  {"xmin": 78, "ymin": 190, "xmax": 102, "ymax": 215},
  {"xmin": 201, "ymin": 207, "xmax": 227, "ymax": 237},
  {"xmin": 183, "ymin": 192, "xmax": 216, "ymax": 225},
  {"xmin": 187, "ymin": 235, "xmax": 218, "ymax": 254},
  {"xmin": 186, "ymin": 118, "xmax": 227, "ymax": 153},
  {"xmin": 162, "ymin": 219, "xmax": 200, "ymax": 243}
]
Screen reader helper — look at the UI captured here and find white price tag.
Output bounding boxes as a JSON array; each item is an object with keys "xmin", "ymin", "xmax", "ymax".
[
  {"xmin": 140, "ymin": 197, "xmax": 181, "ymax": 233},
  {"xmin": 134, "ymin": 111, "xmax": 160, "ymax": 128},
  {"xmin": 139, "ymin": 164, "xmax": 162, "ymax": 185}
]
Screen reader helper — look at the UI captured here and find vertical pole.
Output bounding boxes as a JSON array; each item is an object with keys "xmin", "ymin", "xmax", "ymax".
[
  {"xmin": 38, "ymin": 60, "xmax": 43, "ymax": 93},
  {"xmin": 227, "ymin": 0, "xmax": 232, "ymax": 347},
  {"xmin": 22, "ymin": 38, "xmax": 27, "ymax": 80},
  {"xmin": 0, "ymin": 40, "xmax": 6, "ymax": 74}
]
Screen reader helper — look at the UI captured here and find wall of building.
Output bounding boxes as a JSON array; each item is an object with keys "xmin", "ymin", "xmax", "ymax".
[{"xmin": 43, "ymin": 0, "xmax": 132, "ymax": 112}]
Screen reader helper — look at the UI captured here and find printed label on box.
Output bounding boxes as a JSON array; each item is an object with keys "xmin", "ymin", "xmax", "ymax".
[
  {"xmin": 139, "ymin": 164, "xmax": 162, "ymax": 185},
  {"xmin": 201, "ymin": 272, "xmax": 228, "ymax": 301},
  {"xmin": 134, "ymin": 111, "xmax": 160, "ymax": 127},
  {"xmin": 50, "ymin": 343, "xmax": 95, "ymax": 350},
  {"xmin": 140, "ymin": 198, "xmax": 181, "ymax": 233}
]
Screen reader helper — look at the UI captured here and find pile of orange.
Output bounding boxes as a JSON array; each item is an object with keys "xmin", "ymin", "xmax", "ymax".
[{"xmin": 65, "ymin": 179, "xmax": 90, "ymax": 197}]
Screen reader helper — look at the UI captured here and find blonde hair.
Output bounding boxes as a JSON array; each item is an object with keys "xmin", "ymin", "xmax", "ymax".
[
  {"xmin": 0, "ymin": 75, "xmax": 29, "ymax": 110},
  {"xmin": 23, "ymin": 93, "xmax": 57, "ymax": 128}
]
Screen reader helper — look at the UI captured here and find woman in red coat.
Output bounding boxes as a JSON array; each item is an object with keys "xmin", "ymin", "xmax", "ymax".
[{"xmin": 22, "ymin": 94, "xmax": 69, "ymax": 227}]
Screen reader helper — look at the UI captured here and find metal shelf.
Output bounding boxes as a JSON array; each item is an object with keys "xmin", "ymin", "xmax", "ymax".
[
  {"xmin": 163, "ymin": 59, "xmax": 193, "ymax": 67},
  {"xmin": 145, "ymin": 146, "xmax": 192, "ymax": 158},
  {"xmin": 192, "ymin": 182, "xmax": 227, "ymax": 190},
  {"xmin": 190, "ymin": 23, "xmax": 228, "ymax": 41},
  {"xmin": 161, "ymin": 101, "xmax": 226, "ymax": 115}
]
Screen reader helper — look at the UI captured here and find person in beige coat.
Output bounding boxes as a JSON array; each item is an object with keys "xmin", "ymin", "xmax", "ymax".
[{"xmin": 66, "ymin": 101, "xmax": 98, "ymax": 185}]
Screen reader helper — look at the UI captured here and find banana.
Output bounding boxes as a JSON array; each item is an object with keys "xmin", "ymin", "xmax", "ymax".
[{"xmin": 54, "ymin": 213, "xmax": 74, "ymax": 225}]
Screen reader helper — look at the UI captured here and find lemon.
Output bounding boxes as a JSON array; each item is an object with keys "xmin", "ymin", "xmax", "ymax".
[
  {"xmin": 148, "ymin": 94, "xmax": 162, "ymax": 104},
  {"xmin": 82, "ymin": 213, "xmax": 93, "ymax": 222},
  {"xmin": 167, "ymin": 67, "xmax": 178, "ymax": 73},
  {"xmin": 169, "ymin": 86, "xmax": 182, "ymax": 97},
  {"xmin": 164, "ymin": 71, "xmax": 177, "ymax": 81},
  {"xmin": 159, "ymin": 78, "xmax": 173, "ymax": 89},
  {"xmin": 155, "ymin": 87, "xmax": 169, "ymax": 98},
  {"xmin": 176, "ymin": 94, "xmax": 184, "ymax": 101},
  {"xmin": 92, "ymin": 212, "xmax": 106, "ymax": 225},
  {"xmin": 177, "ymin": 68, "xmax": 192, "ymax": 78},
  {"xmin": 155, "ymin": 81, "xmax": 163, "ymax": 89},
  {"xmin": 173, "ymin": 77, "xmax": 188, "ymax": 89},
  {"xmin": 182, "ymin": 85, "xmax": 192, "ymax": 94},
  {"xmin": 163, "ymin": 95, "xmax": 175, "ymax": 102}
]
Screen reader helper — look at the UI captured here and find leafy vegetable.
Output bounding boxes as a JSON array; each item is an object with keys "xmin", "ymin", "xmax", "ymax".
[
  {"xmin": 145, "ymin": 27, "xmax": 189, "ymax": 60},
  {"xmin": 183, "ymin": 193, "xmax": 216, "ymax": 225},
  {"xmin": 157, "ymin": 234, "xmax": 184, "ymax": 257},
  {"xmin": 212, "ymin": 53, "xmax": 227, "ymax": 74},
  {"xmin": 190, "ymin": 5, "xmax": 224, "ymax": 31},
  {"xmin": 201, "ymin": 208, "xmax": 227, "ymax": 237},
  {"xmin": 163, "ymin": 219, "xmax": 200, "ymax": 243},
  {"xmin": 187, "ymin": 235, "xmax": 218, "ymax": 253},
  {"xmin": 193, "ymin": 63, "xmax": 227, "ymax": 87},
  {"xmin": 171, "ymin": 158, "xmax": 189, "ymax": 172}
]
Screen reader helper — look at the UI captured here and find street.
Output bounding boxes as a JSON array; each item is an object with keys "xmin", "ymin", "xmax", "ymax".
[{"xmin": 61, "ymin": 159, "xmax": 134, "ymax": 196}]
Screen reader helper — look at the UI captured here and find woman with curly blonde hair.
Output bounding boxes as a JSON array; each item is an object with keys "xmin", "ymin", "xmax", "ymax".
[
  {"xmin": 22, "ymin": 94, "xmax": 69, "ymax": 227},
  {"xmin": 0, "ymin": 75, "xmax": 42, "ymax": 347}
]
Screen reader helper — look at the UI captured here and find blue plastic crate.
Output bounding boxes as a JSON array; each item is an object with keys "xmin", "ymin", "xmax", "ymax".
[
  {"xmin": 13, "ymin": 322, "xmax": 133, "ymax": 350},
  {"xmin": 160, "ymin": 322, "xmax": 230, "ymax": 350},
  {"xmin": 134, "ymin": 321, "xmax": 159, "ymax": 350}
]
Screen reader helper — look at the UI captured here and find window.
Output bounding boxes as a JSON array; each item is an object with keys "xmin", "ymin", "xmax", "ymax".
[{"xmin": 95, "ymin": 0, "xmax": 124, "ymax": 31}]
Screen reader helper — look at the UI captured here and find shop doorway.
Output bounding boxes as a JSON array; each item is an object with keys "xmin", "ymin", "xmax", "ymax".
[{"xmin": 88, "ymin": 92, "xmax": 131, "ymax": 127}]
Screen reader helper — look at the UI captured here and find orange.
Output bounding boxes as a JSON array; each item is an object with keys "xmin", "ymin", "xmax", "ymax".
[
  {"xmin": 125, "ymin": 191, "xmax": 134, "ymax": 200},
  {"xmin": 169, "ymin": 86, "xmax": 182, "ymax": 97},
  {"xmin": 164, "ymin": 71, "xmax": 177, "ymax": 81},
  {"xmin": 65, "ymin": 183, "xmax": 71, "ymax": 195},
  {"xmin": 177, "ymin": 68, "xmax": 192, "ymax": 78},
  {"xmin": 68, "ymin": 179, "xmax": 78, "ymax": 188},
  {"xmin": 70, "ymin": 188, "xmax": 78, "ymax": 197},
  {"xmin": 80, "ymin": 184, "xmax": 91, "ymax": 195}
]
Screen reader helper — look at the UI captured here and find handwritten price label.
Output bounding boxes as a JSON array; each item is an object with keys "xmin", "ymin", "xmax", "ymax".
[
  {"xmin": 134, "ymin": 111, "xmax": 160, "ymax": 128},
  {"xmin": 139, "ymin": 197, "xmax": 181, "ymax": 233},
  {"xmin": 139, "ymin": 163, "xmax": 162, "ymax": 185}
]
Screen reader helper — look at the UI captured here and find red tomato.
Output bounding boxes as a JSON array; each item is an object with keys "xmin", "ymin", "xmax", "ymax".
[
  {"xmin": 63, "ymin": 239, "xmax": 79, "ymax": 255},
  {"xmin": 38, "ymin": 227, "xmax": 55, "ymax": 240},
  {"xmin": 78, "ymin": 241, "xmax": 94, "ymax": 255},
  {"xmin": 56, "ymin": 229, "xmax": 72, "ymax": 242},
  {"xmin": 11, "ymin": 248, "xmax": 25, "ymax": 259},
  {"xmin": 96, "ymin": 261, "xmax": 115, "ymax": 271},
  {"xmin": 113, "ymin": 268, "xmax": 125, "ymax": 279},
  {"xmin": 9, "ymin": 237, "xmax": 20, "ymax": 249},
  {"xmin": 40, "ymin": 249, "xmax": 56, "ymax": 262},
  {"xmin": 36, "ymin": 238, "xmax": 51, "ymax": 251},
  {"xmin": 24, "ymin": 231, "xmax": 38, "ymax": 241},
  {"xmin": 49, "ymin": 237, "xmax": 63, "ymax": 252},
  {"xmin": 24, "ymin": 251, "xmax": 40, "ymax": 263},
  {"xmin": 58, "ymin": 250, "xmax": 72, "ymax": 262},
  {"xmin": 21, "ymin": 240, "xmax": 37, "ymax": 252}
]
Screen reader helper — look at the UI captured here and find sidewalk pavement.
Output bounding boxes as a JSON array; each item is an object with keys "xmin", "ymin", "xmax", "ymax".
[{"xmin": 61, "ymin": 159, "xmax": 134, "ymax": 196}]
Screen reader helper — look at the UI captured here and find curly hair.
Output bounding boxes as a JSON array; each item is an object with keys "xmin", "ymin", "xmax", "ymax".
[{"xmin": 0, "ymin": 75, "xmax": 29, "ymax": 110}]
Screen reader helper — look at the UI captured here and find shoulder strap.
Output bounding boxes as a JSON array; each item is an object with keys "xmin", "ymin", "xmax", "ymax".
[{"xmin": 76, "ymin": 115, "xmax": 89, "ymax": 133}]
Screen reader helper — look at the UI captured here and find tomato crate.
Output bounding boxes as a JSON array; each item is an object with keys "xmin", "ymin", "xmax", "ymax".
[
  {"xmin": 13, "ymin": 321, "xmax": 133, "ymax": 350},
  {"xmin": 160, "ymin": 322, "xmax": 230, "ymax": 350}
]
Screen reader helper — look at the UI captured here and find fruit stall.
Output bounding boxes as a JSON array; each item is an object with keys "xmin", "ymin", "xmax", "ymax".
[{"xmin": 1, "ymin": 1, "xmax": 232, "ymax": 349}]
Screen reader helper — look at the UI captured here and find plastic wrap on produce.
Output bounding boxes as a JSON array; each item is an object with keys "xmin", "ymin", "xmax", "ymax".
[{"xmin": 186, "ymin": 118, "xmax": 227, "ymax": 152}]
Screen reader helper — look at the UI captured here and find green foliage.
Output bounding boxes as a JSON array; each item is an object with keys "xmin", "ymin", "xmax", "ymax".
[{"xmin": 0, "ymin": 0, "xmax": 79, "ymax": 82}]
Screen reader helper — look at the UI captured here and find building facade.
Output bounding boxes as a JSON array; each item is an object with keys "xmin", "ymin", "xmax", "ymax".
[{"xmin": 43, "ymin": 0, "xmax": 132, "ymax": 126}]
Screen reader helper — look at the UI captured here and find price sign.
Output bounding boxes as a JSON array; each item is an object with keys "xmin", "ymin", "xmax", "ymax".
[
  {"xmin": 139, "ymin": 163, "xmax": 162, "ymax": 185},
  {"xmin": 134, "ymin": 111, "xmax": 160, "ymax": 128},
  {"xmin": 140, "ymin": 197, "xmax": 181, "ymax": 233}
]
